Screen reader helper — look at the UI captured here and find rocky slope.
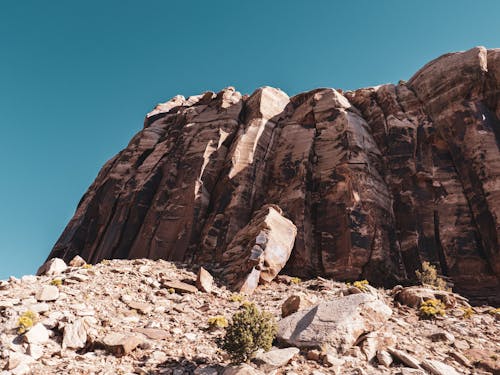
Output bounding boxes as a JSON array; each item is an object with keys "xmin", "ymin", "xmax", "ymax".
[
  {"xmin": 47, "ymin": 47, "xmax": 500, "ymax": 304},
  {"xmin": 1, "ymin": 257, "xmax": 499, "ymax": 374}
]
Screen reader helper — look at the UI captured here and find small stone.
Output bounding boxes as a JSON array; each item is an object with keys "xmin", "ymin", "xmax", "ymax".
[
  {"xmin": 102, "ymin": 333, "xmax": 142, "ymax": 357},
  {"xmin": 387, "ymin": 348, "xmax": 421, "ymax": 369},
  {"xmin": 397, "ymin": 370, "xmax": 426, "ymax": 375},
  {"xmin": 11, "ymin": 363, "xmax": 31, "ymax": 375},
  {"xmin": 21, "ymin": 275, "xmax": 37, "ymax": 283},
  {"xmin": 8, "ymin": 352, "xmax": 33, "ymax": 370},
  {"xmin": 447, "ymin": 351, "xmax": 471, "ymax": 368},
  {"xmin": 36, "ymin": 258, "xmax": 67, "ymax": 276},
  {"xmin": 421, "ymin": 359, "xmax": 460, "ymax": 375},
  {"xmin": 194, "ymin": 366, "xmax": 219, "ymax": 375},
  {"xmin": 27, "ymin": 344, "xmax": 43, "ymax": 360},
  {"xmin": 306, "ymin": 349, "xmax": 321, "ymax": 361},
  {"xmin": 281, "ymin": 293, "xmax": 318, "ymax": 318},
  {"xmin": 134, "ymin": 327, "xmax": 169, "ymax": 340},
  {"xmin": 126, "ymin": 301, "xmax": 152, "ymax": 315},
  {"xmin": 223, "ymin": 364, "xmax": 264, "ymax": 375},
  {"xmin": 377, "ymin": 350, "xmax": 393, "ymax": 367},
  {"xmin": 253, "ymin": 347, "xmax": 299, "ymax": 371},
  {"xmin": 196, "ymin": 267, "xmax": 214, "ymax": 293},
  {"xmin": 29, "ymin": 303, "xmax": 50, "ymax": 314},
  {"xmin": 185, "ymin": 332, "xmax": 197, "ymax": 341},
  {"xmin": 24, "ymin": 323, "xmax": 50, "ymax": 344},
  {"xmin": 163, "ymin": 280, "xmax": 198, "ymax": 294},
  {"xmin": 36, "ymin": 285, "xmax": 59, "ymax": 302},
  {"xmin": 453, "ymin": 339, "xmax": 470, "ymax": 350},
  {"xmin": 429, "ymin": 331, "xmax": 455, "ymax": 343},
  {"xmin": 69, "ymin": 255, "xmax": 87, "ymax": 267},
  {"xmin": 323, "ymin": 353, "xmax": 344, "ymax": 368},
  {"xmin": 63, "ymin": 319, "xmax": 88, "ymax": 349}
]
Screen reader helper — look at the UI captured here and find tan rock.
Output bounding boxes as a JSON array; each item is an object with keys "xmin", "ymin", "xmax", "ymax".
[
  {"xmin": 24, "ymin": 323, "xmax": 50, "ymax": 344},
  {"xmin": 377, "ymin": 350, "xmax": 393, "ymax": 367},
  {"xmin": 134, "ymin": 327, "xmax": 169, "ymax": 340},
  {"xmin": 102, "ymin": 333, "xmax": 142, "ymax": 357},
  {"xmin": 27, "ymin": 343, "xmax": 43, "ymax": 360},
  {"xmin": 223, "ymin": 364, "xmax": 264, "ymax": 375},
  {"xmin": 126, "ymin": 301, "xmax": 152, "ymax": 315},
  {"xmin": 421, "ymin": 359, "xmax": 460, "ymax": 375},
  {"xmin": 36, "ymin": 258, "xmax": 67, "ymax": 276},
  {"xmin": 281, "ymin": 293, "xmax": 318, "ymax": 318},
  {"xmin": 387, "ymin": 348, "xmax": 421, "ymax": 369},
  {"xmin": 62, "ymin": 319, "xmax": 88, "ymax": 349},
  {"xmin": 196, "ymin": 267, "xmax": 214, "ymax": 293},
  {"xmin": 162, "ymin": 280, "xmax": 198, "ymax": 294},
  {"xmin": 253, "ymin": 347, "xmax": 299, "ymax": 371},
  {"xmin": 8, "ymin": 352, "xmax": 33, "ymax": 370},
  {"xmin": 36, "ymin": 285, "xmax": 59, "ymax": 301},
  {"xmin": 68, "ymin": 255, "xmax": 87, "ymax": 267},
  {"xmin": 222, "ymin": 204, "xmax": 297, "ymax": 294}
]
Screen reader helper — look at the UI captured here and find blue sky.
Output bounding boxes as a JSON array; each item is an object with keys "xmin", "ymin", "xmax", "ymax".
[{"xmin": 1, "ymin": 0, "xmax": 500, "ymax": 279}]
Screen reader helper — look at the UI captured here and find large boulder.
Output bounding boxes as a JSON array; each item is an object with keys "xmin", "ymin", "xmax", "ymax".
[
  {"xmin": 221, "ymin": 204, "xmax": 297, "ymax": 294},
  {"xmin": 36, "ymin": 258, "xmax": 67, "ymax": 276},
  {"xmin": 277, "ymin": 293, "xmax": 392, "ymax": 354}
]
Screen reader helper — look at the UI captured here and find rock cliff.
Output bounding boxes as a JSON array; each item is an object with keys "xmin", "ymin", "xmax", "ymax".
[{"xmin": 47, "ymin": 47, "xmax": 500, "ymax": 304}]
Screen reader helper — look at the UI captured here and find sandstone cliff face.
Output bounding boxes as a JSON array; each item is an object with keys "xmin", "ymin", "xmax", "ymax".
[{"xmin": 48, "ymin": 47, "xmax": 500, "ymax": 304}]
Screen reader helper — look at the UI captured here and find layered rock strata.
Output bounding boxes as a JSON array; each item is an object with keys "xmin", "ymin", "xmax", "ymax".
[{"xmin": 47, "ymin": 47, "xmax": 500, "ymax": 304}]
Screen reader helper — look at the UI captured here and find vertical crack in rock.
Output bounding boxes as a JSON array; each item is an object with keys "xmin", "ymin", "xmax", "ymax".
[{"xmin": 47, "ymin": 47, "xmax": 500, "ymax": 304}]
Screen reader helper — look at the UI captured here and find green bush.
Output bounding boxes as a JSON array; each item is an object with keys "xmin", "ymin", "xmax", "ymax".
[
  {"xmin": 208, "ymin": 315, "xmax": 228, "ymax": 328},
  {"xmin": 419, "ymin": 299, "xmax": 446, "ymax": 319},
  {"xmin": 17, "ymin": 310, "xmax": 38, "ymax": 334},
  {"xmin": 219, "ymin": 303, "xmax": 276, "ymax": 363},
  {"xmin": 415, "ymin": 261, "xmax": 448, "ymax": 291}
]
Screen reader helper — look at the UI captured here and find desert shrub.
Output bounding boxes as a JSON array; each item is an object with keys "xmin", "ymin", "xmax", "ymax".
[
  {"xmin": 50, "ymin": 278, "xmax": 63, "ymax": 286},
  {"xmin": 290, "ymin": 277, "xmax": 301, "ymax": 285},
  {"xmin": 346, "ymin": 279, "xmax": 370, "ymax": 292},
  {"xmin": 17, "ymin": 310, "xmax": 38, "ymax": 334},
  {"xmin": 229, "ymin": 294, "xmax": 244, "ymax": 303},
  {"xmin": 82, "ymin": 263, "xmax": 93, "ymax": 269},
  {"xmin": 208, "ymin": 315, "xmax": 228, "ymax": 329},
  {"xmin": 488, "ymin": 308, "xmax": 500, "ymax": 316},
  {"xmin": 353, "ymin": 279, "xmax": 369, "ymax": 291},
  {"xmin": 419, "ymin": 299, "xmax": 446, "ymax": 319},
  {"xmin": 415, "ymin": 261, "xmax": 448, "ymax": 290},
  {"xmin": 461, "ymin": 307, "xmax": 475, "ymax": 319},
  {"xmin": 219, "ymin": 303, "xmax": 276, "ymax": 363}
]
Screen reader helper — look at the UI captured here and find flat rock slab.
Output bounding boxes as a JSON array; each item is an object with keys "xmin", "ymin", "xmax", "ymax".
[
  {"xmin": 63, "ymin": 319, "xmax": 88, "ymax": 349},
  {"xmin": 134, "ymin": 327, "xmax": 169, "ymax": 340},
  {"xmin": 126, "ymin": 301, "xmax": 152, "ymax": 315},
  {"xmin": 253, "ymin": 347, "xmax": 300, "ymax": 371},
  {"xmin": 387, "ymin": 348, "xmax": 421, "ymax": 369},
  {"xmin": 36, "ymin": 285, "xmax": 59, "ymax": 302},
  {"xmin": 277, "ymin": 293, "xmax": 391, "ymax": 353},
  {"xmin": 102, "ymin": 333, "xmax": 143, "ymax": 357},
  {"xmin": 223, "ymin": 364, "xmax": 264, "ymax": 375},
  {"xmin": 421, "ymin": 359, "xmax": 461, "ymax": 375},
  {"xmin": 163, "ymin": 280, "xmax": 198, "ymax": 294},
  {"xmin": 24, "ymin": 323, "xmax": 50, "ymax": 344}
]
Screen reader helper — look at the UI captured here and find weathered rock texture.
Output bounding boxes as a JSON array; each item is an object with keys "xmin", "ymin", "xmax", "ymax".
[{"xmin": 48, "ymin": 47, "xmax": 500, "ymax": 304}]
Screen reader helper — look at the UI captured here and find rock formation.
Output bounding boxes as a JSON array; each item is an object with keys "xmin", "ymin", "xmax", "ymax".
[{"xmin": 47, "ymin": 47, "xmax": 500, "ymax": 304}]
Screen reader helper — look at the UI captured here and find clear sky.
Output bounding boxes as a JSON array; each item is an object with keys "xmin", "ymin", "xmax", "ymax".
[{"xmin": 1, "ymin": 0, "xmax": 500, "ymax": 279}]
